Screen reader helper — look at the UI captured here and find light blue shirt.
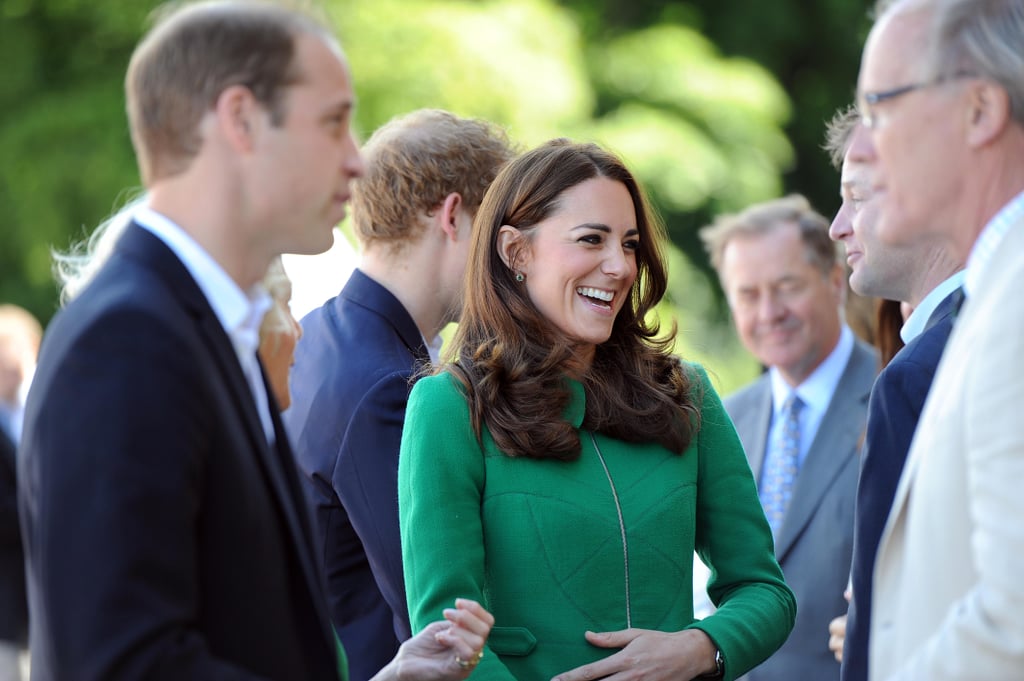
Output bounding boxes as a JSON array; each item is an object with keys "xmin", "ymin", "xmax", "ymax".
[
  {"xmin": 0, "ymin": 403, "xmax": 20, "ymax": 444},
  {"xmin": 134, "ymin": 208, "xmax": 275, "ymax": 442},
  {"xmin": 766, "ymin": 324, "xmax": 855, "ymax": 472},
  {"xmin": 900, "ymin": 270, "xmax": 966, "ymax": 344}
]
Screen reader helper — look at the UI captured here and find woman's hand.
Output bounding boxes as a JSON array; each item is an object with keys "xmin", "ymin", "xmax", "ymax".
[
  {"xmin": 373, "ymin": 599, "xmax": 494, "ymax": 681},
  {"xmin": 551, "ymin": 628, "xmax": 719, "ymax": 681},
  {"xmin": 828, "ymin": 614, "xmax": 847, "ymax": 663},
  {"xmin": 828, "ymin": 586, "xmax": 852, "ymax": 663}
]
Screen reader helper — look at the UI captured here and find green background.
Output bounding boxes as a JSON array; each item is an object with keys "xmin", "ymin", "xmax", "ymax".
[{"xmin": 0, "ymin": 0, "xmax": 874, "ymax": 392}]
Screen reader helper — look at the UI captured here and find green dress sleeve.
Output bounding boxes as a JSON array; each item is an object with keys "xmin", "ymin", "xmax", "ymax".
[
  {"xmin": 398, "ymin": 373, "xmax": 518, "ymax": 681},
  {"xmin": 685, "ymin": 364, "xmax": 797, "ymax": 679}
]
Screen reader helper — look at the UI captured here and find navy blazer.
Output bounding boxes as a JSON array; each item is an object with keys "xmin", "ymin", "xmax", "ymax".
[
  {"xmin": 19, "ymin": 224, "xmax": 340, "ymax": 681},
  {"xmin": 841, "ymin": 289, "xmax": 960, "ymax": 681},
  {"xmin": 285, "ymin": 269, "xmax": 426, "ymax": 681},
  {"xmin": 0, "ymin": 426, "xmax": 27, "ymax": 644}
]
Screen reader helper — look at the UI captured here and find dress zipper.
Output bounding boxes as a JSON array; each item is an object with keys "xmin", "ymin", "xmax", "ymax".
[{"xmin": 590, "ymin": 431, "xmax": 632, "ymax": 629}]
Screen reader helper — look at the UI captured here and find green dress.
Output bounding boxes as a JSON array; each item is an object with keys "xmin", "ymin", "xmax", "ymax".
[{"xmin": 399, "ymin": 364, "xmax": 795, "ymax": 681}]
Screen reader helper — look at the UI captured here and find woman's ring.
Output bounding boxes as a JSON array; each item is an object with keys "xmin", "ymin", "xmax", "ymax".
[{"xmin": 455, "ymin": 650, "xmax": 484, "ymax": 669}]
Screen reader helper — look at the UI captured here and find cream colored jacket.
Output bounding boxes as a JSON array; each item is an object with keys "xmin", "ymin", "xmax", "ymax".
[{"xmin": 870, "ymin": 216, "xmax": 1024, "ymax": 680}]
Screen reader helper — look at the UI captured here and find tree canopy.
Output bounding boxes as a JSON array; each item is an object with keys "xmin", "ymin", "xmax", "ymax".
[{"xmin": 0, "ymin": 0, "xmax": 874, "ymax": 391}]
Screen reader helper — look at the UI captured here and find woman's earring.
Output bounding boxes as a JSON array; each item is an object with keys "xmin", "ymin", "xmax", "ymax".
[{"xmin": 515, "ymin": 271, "xmax": 525, "ymax": 282}]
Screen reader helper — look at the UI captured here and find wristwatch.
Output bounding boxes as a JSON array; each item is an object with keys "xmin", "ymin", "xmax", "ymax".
[{"xmin": 697, "ymin": 648, "xmax": 725, "ymax": 679}]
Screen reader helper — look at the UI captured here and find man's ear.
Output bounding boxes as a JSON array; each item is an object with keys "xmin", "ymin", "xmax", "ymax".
[
  {"xmin": 214, "ymin": 84, "xmax": 260, "ymax": 153},
  {"xmin": 966, "ymin": 80, "xmax": 1012, "ymax": 149},
  {"xmin": 439, "ymin": 192, "xmax": 464, "ymax": 241},
  {"xmin": 497, "ymin": 225, "xmax": 526, "ymax": 271}
]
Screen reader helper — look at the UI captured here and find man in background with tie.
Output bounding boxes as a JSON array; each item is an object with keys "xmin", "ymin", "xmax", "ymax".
[{"xmin": 700, "ymin": 195, "xmax": 877, "ymax": 681}]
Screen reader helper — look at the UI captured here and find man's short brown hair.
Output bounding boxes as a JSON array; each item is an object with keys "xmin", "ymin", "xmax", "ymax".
[
  {"xmin": 351, "ymin": 109, "xmax": 515, "ymax": 251},
  {"xmin": 699, "ymin": 194, "xmax": 840, "ymax": 276},
  {"xmin": 823, "ymin": 105, "xmax": 860, "ymax": 170},
  {"xmin": 126, "ymin": 0, "xmax": 333, "ymax": 183}
]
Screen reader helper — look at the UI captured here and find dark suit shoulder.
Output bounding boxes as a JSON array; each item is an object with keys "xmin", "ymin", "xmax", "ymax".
[
  {"xmin": 287, "ymin": 286, "xmax": 425, "ymax": 454},
  {"xmin": 22, "ymin": 235, "xmax": 338, "ymax": 680},
  {"xmin": 884, "ymin": 314, "xmax": 954, "ymax": 372},
  {"xmin": 871, "ymin": 314, "xmax": 955, "ymax": 434}
]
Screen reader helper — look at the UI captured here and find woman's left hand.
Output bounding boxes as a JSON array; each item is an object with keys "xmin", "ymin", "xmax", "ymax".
[
  {"xmin": 551, "ymin": 628, "xmax": 719, "ymax": 681},
  {"xmin": 378, "ymin": 599, "xmax": 494, "ymax": 681}
]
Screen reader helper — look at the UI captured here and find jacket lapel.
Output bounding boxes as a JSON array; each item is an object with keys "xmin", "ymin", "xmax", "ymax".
[
  {"xmin": 735, "ymin": 376, "xmax": 773, "ymax": 478},
  {"xmin": 925, "ymin": 287, "xmax": 963, "ymax": 331},
  {"xmin": 263, "ymin": 369, "xmax": 338, "ymax": 642},
  {"xmin": 118, "ymin": 224, "xmax": 335, "ymax": 649},
  {"xmin": 881, "ymin": 288, "xmax": 966, "ymax": 545}
]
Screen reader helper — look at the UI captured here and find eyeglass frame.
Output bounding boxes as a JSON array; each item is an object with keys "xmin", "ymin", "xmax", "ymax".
[{"xmin": 858, "ymin": 73, "xmax": 976, "ymax": 129}]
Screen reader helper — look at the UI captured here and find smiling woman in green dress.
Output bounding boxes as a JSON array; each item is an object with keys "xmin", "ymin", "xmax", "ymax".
[{"xmin": 399, "ymin": 139, "xmax": 796, "ymax": 681}]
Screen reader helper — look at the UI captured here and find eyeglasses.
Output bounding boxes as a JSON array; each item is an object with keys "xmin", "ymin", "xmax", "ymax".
[{"xmin": 858, "ymin": 74, "xmax": 975, "ymax": 129}]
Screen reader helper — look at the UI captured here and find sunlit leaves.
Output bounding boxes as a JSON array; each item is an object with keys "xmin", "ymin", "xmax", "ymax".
[{"xmin": 334, "ymin": 0, "xmax": 592, "ymax": 142}]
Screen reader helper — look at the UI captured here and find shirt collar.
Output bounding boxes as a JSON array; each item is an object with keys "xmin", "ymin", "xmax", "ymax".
[
  {"xmin": 134, "ymin": 207, "xmax": 272, "ymax": 347},
  {"xmin": 964, "ymin": 189, "xmax": 1024, "ymax": 298},
  {"xmin": 422, "ymin": 334, "xmax": 444, "ymax": 365},
  {"xmin": 900, "ymin": 270, "xmax": 967, "ymax": 343},
  {"xmin": 769, "ymin": 324, "xmax": 854, "ymax": 415},
  {"xmin": 0, "ymin": 403, "xmax": 21, "ymax": 444}
]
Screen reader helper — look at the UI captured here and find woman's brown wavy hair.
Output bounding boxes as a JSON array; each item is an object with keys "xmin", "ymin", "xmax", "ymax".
[{"xmin": 445, "ymin": 139, "xmax": 699, "ymax": 460}]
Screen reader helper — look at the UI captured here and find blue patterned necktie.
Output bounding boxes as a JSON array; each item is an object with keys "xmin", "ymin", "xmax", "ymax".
[{"xmin": 760, "ymin": 393, "xmax": 804, "ymax": 539}]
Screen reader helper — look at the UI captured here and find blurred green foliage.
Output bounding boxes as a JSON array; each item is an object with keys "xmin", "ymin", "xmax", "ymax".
[{"xmin": 0, "ymin": 0, "xmax": 874, "ymax": 393}]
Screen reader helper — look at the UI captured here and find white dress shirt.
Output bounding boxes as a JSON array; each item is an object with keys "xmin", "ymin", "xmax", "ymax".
[
  {"xmin": 900, "ymin": 271, "xmax": 967, "ymax": 344},
  {"xmin": 423, "ymin": 334, "xmax": 444, "ymax": 365},
  {"xmin": 134, "ymin": 208, "xmax": 275, "ymax": 443}
]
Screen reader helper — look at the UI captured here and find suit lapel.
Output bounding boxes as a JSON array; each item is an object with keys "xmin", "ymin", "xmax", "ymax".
[
  {"xmin": 734, "ymin": 376, "xmax": 773, "ymax": 478},
  {"xmin": 775, "ymin": 341, "xmax": 874, "ymax": 559},
  {"xmin": 926, "ymin": 288, "xmax": 963, "ymax": 331},
  {"xmin": 264, "ymin": 371, "xmax": 338, "ymax": 641},
  {"xmin": 119, "ymin": 225, "xmax": 280, "ymax": 478},
  {"xmin": 880, "ymin": 288, "xmax": 966, "ymax": 550},
  {"xmin": 118, "ymin": 224, "xmax": 335, "ymax": 648}
]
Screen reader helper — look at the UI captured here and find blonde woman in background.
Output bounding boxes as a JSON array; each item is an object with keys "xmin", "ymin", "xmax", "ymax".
[{"xmin": 258, "ymin": 257, "xmax": 302, "ymax": 410}]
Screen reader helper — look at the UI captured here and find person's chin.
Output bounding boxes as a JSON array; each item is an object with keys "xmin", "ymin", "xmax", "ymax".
[{"xmin": 294, "ymin": 225, "xmax": 337, "ymax": 256}]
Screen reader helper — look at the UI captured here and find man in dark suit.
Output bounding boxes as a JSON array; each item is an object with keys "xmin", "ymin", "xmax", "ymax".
[
  {"xmin": 700, "ymin": 195, "xmax": 875, "ymax": 681},
  {"xmin": 18, "ymin": 3, "xmax": 491, "ymax": 680},
  {"xmin": 824, "ymin": 108, "xmax": 964, "ymax": 681},
  {"xmin": 0, "ymin": 304, "xmax": 41, "ymax": 681},
  {"xmin": 285, "ymin": 109, "xmax": 513, "ymax": 681}
]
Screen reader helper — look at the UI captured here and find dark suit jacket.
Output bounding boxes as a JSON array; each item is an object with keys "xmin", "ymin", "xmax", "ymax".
[
  {"xmin": 840, "ymin": 290, "xmax": 960, "ymax": 681},
  {"xmin": 0, "ymin": 426, "xmax": 27, "ymax": 644},
  {"xmin": 285, "ymin": 269, "xmax": 425, "ymax": 681},
  {"xmin": 18, "ymin": 224, "xmax": 341, "ymax": 681},
  {"xmin": 726, "ymin": 337, "xmax": 877, "ymax": 681}
]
